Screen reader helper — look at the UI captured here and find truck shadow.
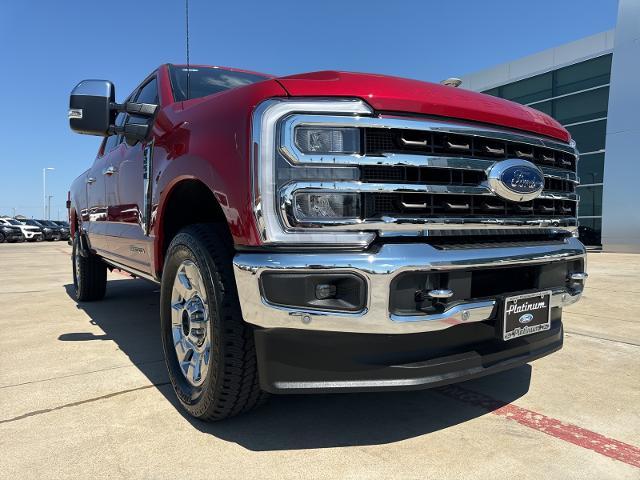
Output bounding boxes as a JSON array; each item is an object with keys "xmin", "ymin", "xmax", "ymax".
[{"xmin": 62, "ymin": 278, "xmax": 532, "ymax": 452}]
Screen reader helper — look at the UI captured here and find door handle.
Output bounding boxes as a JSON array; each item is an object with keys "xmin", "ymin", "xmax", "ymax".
[
  {"xmin": 86, "ymin": 177, "xmax": 96, "ymax": 184},
  {"xmin": 103, "ymin": 166, "xmax": 117, "ymax": 176}
]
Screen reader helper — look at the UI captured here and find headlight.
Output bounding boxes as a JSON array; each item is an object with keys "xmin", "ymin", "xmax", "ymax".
[
  {"xmin": 294, "ymin": 192, "xmax": 360, "ymax": 222},
  {"xmin": 295, "ymin": 127, "xmax": 359, "ymax": 154},
  {"xmin": 252, "ymin": 98, "xmax": 375, "ymax": 247}
]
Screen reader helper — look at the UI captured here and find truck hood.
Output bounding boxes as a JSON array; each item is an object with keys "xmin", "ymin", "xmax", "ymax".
[{"xmin": 276, "ymin": 71, "xmax": 569, "ymax": 143}]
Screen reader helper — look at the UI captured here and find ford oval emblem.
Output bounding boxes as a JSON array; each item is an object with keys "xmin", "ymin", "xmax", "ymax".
[
  {"xmin": 487, "ymin": 159, "xmax": 545, "ymax": 202},
  {"xmin": 519, "ymin": 313, "xmax": 534, "ymax": 324}
]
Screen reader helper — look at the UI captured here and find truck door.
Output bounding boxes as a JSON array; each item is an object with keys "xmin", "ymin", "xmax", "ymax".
[
  {"xmin": 84, "ymin": 138, "xmax": 116, "ymax": 255},
  {"xmin": 103, "ymin": 75, "xmax": 158, "ymax": 274}
]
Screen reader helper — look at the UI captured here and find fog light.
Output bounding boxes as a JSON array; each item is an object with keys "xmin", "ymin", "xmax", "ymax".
[
  {"xmin": 295, "ymin": 127, "xmax": 360, "ymax": 154},
  {"xmin": 315, "ymin": 284, "xmax": 337, "ymax": 300},
  {"xmin": 294, "ymin": 192, "xmax": 360, "ymax": 221},
  {"xmin": 260, "ymin": 272, "xmax": 367, "ymax": 312}
]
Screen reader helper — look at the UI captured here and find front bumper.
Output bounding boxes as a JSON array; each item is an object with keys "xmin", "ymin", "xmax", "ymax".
[
  {"xmin": 233, "ymin": 237, "xmax": 586, "ymax": 334},
  {"xmin": 254, "ymin": 319, "xmax": 563, "ymax": 393},
  {"xmin": 42, "ymin": 231, "xmax": 59, "ymax": 240},
  {"xmin": 24, "ymin": 230, "xmax": 43, "ymax": 240},
  {"xmin": 2, "ymin": 230, "xmax": 24, "ymax": 242}
]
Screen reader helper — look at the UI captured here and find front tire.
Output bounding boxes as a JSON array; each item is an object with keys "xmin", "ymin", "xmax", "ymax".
[
  {"xmin": 160, "ymin": 224, "xmax": 267, "ymax": 421},
  {"xmin": 72, "ymin": 233, "xmax": 107, "ymax": 301},
  {"xmin": 0, "ymin": 232, "xmax": 5, "ymax": 243}
]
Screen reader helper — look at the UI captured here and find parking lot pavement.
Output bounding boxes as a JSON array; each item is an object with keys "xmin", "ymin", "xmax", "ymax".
[{"xmin": 0, "ymin": 242, "xmax": 638, "ymax": 479}]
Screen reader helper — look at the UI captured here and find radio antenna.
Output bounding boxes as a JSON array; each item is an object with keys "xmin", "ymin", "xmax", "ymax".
[{"xmin": 185, "ymin": 0, "xmax": 191, "ymax": 100}]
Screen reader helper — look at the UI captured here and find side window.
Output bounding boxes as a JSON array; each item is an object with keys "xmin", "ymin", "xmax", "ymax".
[
  {"xmin": 103, "ymin": 131, "xmax": 119, "ymax": 154},
  {"xmin": 102, "ymin": 111, "xmax": 127, "ymax": 154},
  {"xmin": 135, "ymin": 77, "xmax": 158, "ymax": 104},
  {"xmin": 126, "ymin": 77, "xmax": 158, "ymax": 126}
]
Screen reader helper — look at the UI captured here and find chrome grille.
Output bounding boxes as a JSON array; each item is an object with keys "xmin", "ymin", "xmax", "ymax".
[{"xmin": 275, "ymin": 108, "xmax": 580, "ymax": 239}]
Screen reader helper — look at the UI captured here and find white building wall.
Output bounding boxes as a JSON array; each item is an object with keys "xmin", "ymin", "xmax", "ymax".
[{"xmin": 601, "ymin": 0, "xmax": 640, "ymax": 252}]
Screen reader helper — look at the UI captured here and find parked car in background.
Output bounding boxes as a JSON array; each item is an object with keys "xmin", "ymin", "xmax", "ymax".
[
  {"xmin": 36, "ymin": 220, "xmax": 66, "ymax": 241},
  {"xmin": 20, "ymin": 219, "xmax": 59, "ymax": 241},
  {"xmin": 49, "ymin": 220, "xmax": 71, "ymax": 241},
  {"xmin": 0, "ymin": 217, "xmax": 43, "ymax": 242},
  {"xmin": 0, "ymin": 223, "xmax": 24, "ymax": 243}
]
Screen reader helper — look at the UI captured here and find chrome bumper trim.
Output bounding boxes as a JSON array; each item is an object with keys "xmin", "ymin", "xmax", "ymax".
[{"xmin": 233, "ymin": 237, "xmax": 586, "ymax": 334}]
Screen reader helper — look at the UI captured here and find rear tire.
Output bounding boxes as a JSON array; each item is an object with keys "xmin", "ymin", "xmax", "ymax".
[
  {"xmin": 160, "ymin": 224, "xmax": 268, "ymax": 421},
  {"xmin": 0, "ymin": 232, "xmax": 5, "ymax": 243},
  {"xmin": 72, "ymin": 232, "xmax": 107, "ymax": 301}
]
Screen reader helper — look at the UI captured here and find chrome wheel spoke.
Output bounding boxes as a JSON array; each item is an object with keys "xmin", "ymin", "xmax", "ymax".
[
  {"xmin": 173, "ymin": 329, "xmax": 193, "ymax": 363},
  {"xmin": 187, "ymin": 350, "xmax": 202, "ymax": 384},
  {"xmin": 175, "ymin": 268, "xmax": 193, "ymax": 299},
  {"xmin": 170, "ymin": 259, "xmax": 211, "ymax": 387}
]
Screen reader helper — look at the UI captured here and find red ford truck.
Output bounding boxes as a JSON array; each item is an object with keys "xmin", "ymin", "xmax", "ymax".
[{"xmin": 68, "ymin": 65, "xmax": 587, "ymax": 421}]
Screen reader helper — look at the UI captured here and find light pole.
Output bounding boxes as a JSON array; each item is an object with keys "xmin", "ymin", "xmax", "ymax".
[
  {"xmin": 47, "ymin": 195, "xmax": 54, "ymax": 220},
  {"xmin": 43, "ymin": 167, "xmax": 55, "ymax": 219}
]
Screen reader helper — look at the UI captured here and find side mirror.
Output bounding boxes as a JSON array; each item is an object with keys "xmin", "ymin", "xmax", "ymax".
[
  {"xmin": 68, "ymin": 80, "xmax": 116, "ymax": 136},
  {"xmin": 69, "ymin": 79, "xmax": 160, "ymax": 143}
]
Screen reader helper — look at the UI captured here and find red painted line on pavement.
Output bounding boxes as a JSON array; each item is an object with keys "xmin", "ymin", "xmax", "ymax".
[{"xmin": 435, "ymin": 384, "xmax": 640, "ymax": 469}]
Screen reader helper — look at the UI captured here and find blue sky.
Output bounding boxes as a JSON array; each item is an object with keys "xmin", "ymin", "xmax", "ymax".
[{"xmin": 0, "ymin": 0, "xmax": 618, "ymax": 219}]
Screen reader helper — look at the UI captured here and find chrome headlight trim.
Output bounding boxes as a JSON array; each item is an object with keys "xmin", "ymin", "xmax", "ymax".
[{"xmin": 251, "ymin": 98, "xmax": 375, "ymax": 246}]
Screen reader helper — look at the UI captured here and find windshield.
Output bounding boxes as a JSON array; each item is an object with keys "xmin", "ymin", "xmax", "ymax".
[
  {"xmin": 25, "ymin": 220, "xmax": 43, "ymax": 227},
  {"xmin": 169, "ymin": 65, "xmax": 269, "ymax": 102},
  {"xmin": 2, "ymin": 218, "xmax": 21, "ymax": 225}
]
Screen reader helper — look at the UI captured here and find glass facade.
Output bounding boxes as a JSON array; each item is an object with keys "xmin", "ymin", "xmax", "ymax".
[{"xmin": 482, "ymin": 54, "xmax": 612, "ymax": 246}]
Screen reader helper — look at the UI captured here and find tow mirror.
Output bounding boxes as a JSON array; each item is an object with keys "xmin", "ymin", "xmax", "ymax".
[
  {"xmin": 69, "ymin": 80, "xmax": 159, "ymax": 143},
  {"xmin": 68, "ymin": 80, "xmax": 116, "ymax": 136}
]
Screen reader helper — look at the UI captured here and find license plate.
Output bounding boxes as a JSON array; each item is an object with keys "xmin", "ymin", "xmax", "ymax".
[{"xmin": 502, "ymin": 291, "xmax": 552, "ymax": 341}]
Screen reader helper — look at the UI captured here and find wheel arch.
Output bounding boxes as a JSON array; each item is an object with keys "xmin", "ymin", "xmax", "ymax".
[{"xmin": 153, "ymin": 178, "xmax": 232, "ymax": 279}]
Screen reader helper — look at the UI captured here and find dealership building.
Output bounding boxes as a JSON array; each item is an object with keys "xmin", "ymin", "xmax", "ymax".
[{"xmin": 460, "ymin": 0, "xmax": 639, "ymax": 252}]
